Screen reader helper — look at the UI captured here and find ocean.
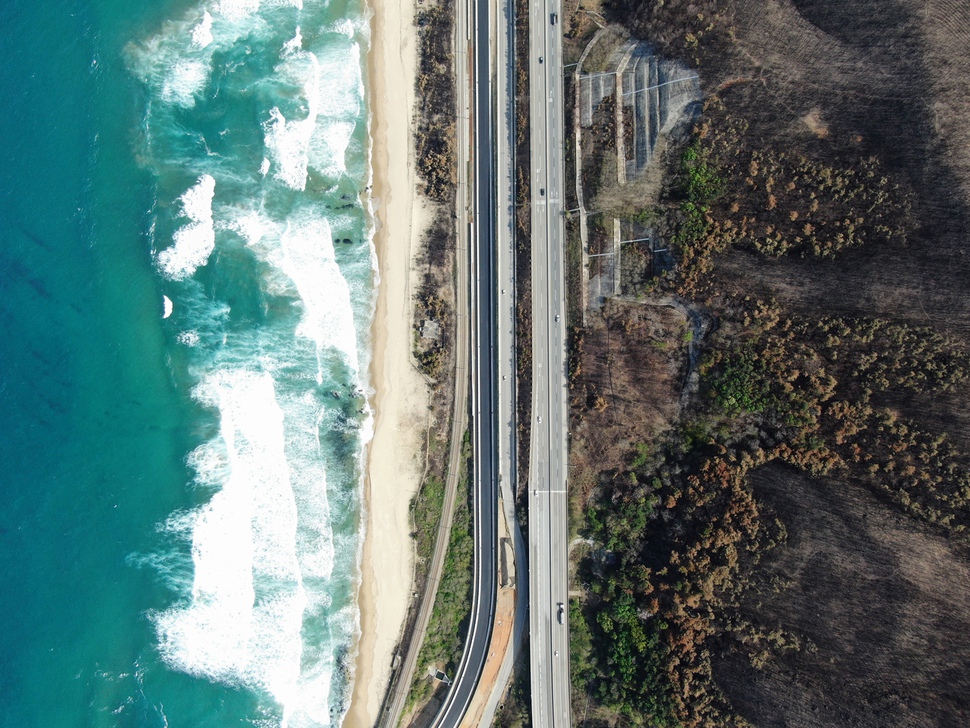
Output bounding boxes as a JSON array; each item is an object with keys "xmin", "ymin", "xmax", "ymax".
[{"xmin": 0, "ymin": 0, "xmax": 374, "ymax": 726}]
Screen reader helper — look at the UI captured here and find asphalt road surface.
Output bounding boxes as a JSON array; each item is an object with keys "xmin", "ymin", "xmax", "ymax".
[
  {"xmin": 428, "ymin": 0, "xmax": 500, "ymax": 721},
  {"xmin": 527, "ymin": 0, "xmax": 572, "ymax": 725}
]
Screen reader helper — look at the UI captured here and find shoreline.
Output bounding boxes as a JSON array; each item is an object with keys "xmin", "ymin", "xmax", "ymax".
[{"xmin": 346, "ymin": 0, "xmax": 428, "ymax": 722}]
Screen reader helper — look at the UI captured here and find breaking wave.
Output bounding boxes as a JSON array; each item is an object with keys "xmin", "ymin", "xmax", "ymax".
[
  {"xmin": 127, "ymin": 0, "xmax": 374, "ymax": 725},
  {"xmin": 156, "ymin": 175, "xmax": 216, "ymax": 280}
]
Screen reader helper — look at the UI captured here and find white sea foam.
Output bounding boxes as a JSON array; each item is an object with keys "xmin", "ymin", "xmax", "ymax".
[
  {"xmin": 305, "ymin": 42, "xmax": 363, "ymax": 180},
  {"xmin": 153, "ymin": 366, "xmax": 351, "ymax": 725},
  {"xmin": 126, "ymin": 551, "xmax": 193, "ymax": 594},
  {"xmin": 216, "ymin": 0, "xmax": 260, "ymax": 21},
  {"xmin": 163, "ymin": 295, "xmax": 174, "ymax": 318},
  {"xmin": 156, "ymin": 175, "xmax": 217, "ymax": 280},
  {"xmin": 126, "ymin": 11, "xmax": 215, "ymax": 110},
  {"xmin": 163, "ymin": 59, "xmax": 210, "ymax": 107},
  {"xmin": 262, "ymin": 48, "xmax": 321, "ymax": 191},
  {"xmin": 154, "ymin": 370, "xmax": 308, "ymax": 705},
  {"xmin": 279, "ymin": 216, "xmax": 360, "ymax": 376},
  {"xmin": 331, "ymin": 19, "xmax": 355, "ymax": 38},
  {"xmin": 222, "ymin": 209, "xmax": 271, "ymax": 247},
  {"xmin": 126, "ymin": 2, "xmax": 271, "ymax": 110},
  {"xmin": 191, "ymin": 11, "xmax": 214, "ymax": 48},
  {"xmin": 313, "ymin": 41, "xmax": 363, "ymax": 122},
  {"xmin": 133, "ymin": 1, "xmax": 372, "ymax": 722},
  {"xmin": 280, "ymin": 390, "xmax": 335, "ymax": 586},
  {"xmin": 310, "ymin": 121, "xmax": 355, "ymax": 180},
  {"xmin": 177, "ymin": 330, "xmax": 201, "ymax": 347},
  {"xmin": 283, "ymin": 26, "xmax": 303, "ymax": 55},
  {"xmin": 263, "ymin": 107, "xmax": 314, "ymax": 191},
  {"xmin": 179, "ymin": 173, "xmax": 217, "ymax": 221},
  {"xmin": 186, "ymin": 439, "xmax": 231, "ymax": 488}
]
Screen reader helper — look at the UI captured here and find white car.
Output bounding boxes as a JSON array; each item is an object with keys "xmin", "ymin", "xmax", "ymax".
[
  {"xmin": 555, "ymin": 314, "xmax": 560, "ymax": 322},
  {"xmin": 557, "ymin": 602, "xmax": 565, "ymax": 624}
]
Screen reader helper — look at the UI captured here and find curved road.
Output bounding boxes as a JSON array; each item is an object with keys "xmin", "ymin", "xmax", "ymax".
[{"xmin": 429, "ymin": 0, "xmax": 500, "ymax": 721}]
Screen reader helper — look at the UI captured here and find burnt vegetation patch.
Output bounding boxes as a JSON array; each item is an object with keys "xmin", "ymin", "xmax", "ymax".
[
  {"xmin": 415, "ymin": 0, "xmax": 456, "ymax": 202},
  {"xmin": 413, "ymin": 212, "xmax": 455, "ymax": 381},
  {"xmin": 411, "ymin": 0, "xmax": 457, "ymax": 385},
  {"xmin": 716, "ymin": 465, "xmax": 970, "ymax": 728},
  {"xmin": 566, "ymin": 0, "xmax": 970, "ymax": 725},
  {"xmin": 574, "ymin": 294, "xmax": 970, "ymax": 726}
]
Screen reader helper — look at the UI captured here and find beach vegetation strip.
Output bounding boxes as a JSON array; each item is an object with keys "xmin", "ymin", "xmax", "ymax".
[{"xmin": 403, "ymin": 436, "xmax": 474, "ymax": 719}]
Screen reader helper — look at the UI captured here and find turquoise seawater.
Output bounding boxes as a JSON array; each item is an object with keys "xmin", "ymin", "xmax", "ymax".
[{"xmin": 0, "ymin": 0, "xmax": 373, "ymax": 725}]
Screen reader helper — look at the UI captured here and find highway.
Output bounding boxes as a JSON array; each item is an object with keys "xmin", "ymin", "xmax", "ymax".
[
  {"xmin": 480, "ymin": 0, "xmax": 530, "ymax": 715},
  {"xmin": 428, "ymin": 0, "xmax": 571, "ymax": 721},
  {"xmin": 428, "ymin": 0, "xmax": 500, "ymax": 721},
  {"xmin": 527, "ymin": 0, "xmax": 572, "ymax": 725}
]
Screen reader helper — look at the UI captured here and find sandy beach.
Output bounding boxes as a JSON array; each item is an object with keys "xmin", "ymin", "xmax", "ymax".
[{"xmin": 345, "ymin": 0, "xmax": 428, "ymax": 723}]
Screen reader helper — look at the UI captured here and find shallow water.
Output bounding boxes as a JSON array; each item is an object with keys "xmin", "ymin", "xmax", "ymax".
[{"xmin": 0, "ymin": 0, "xmax": 373, "ymax": 725}]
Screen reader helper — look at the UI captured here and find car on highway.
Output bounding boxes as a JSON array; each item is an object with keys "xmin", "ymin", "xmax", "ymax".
[
  {"xmin": 557, "ymin": 602, "xmax": 565, "ymax": 624},
  {"xmin": 555, "ymin": 314, "xmax": 560, "ymax": 322},
  {"xmin": 550, "ymin": 12, "xmax": 557, "ymax": 24}
]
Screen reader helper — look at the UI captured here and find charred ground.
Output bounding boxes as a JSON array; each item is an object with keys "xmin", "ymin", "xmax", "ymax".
[
  {"xmin": 565, "ymin": 0, "xmax": 970, "ymax": 726},
  {"xmin": 716, "ymin": 465, "xmax": 970, "ymax": 728}
]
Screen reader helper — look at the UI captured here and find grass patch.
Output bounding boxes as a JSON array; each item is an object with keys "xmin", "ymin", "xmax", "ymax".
[
  {"xmin": 411, "ymin": 474, "xmax": 446, "ymax": 568},
  {"xmin": 403, "ymin": 435, "xmax": 474, "ymax": 715}
]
